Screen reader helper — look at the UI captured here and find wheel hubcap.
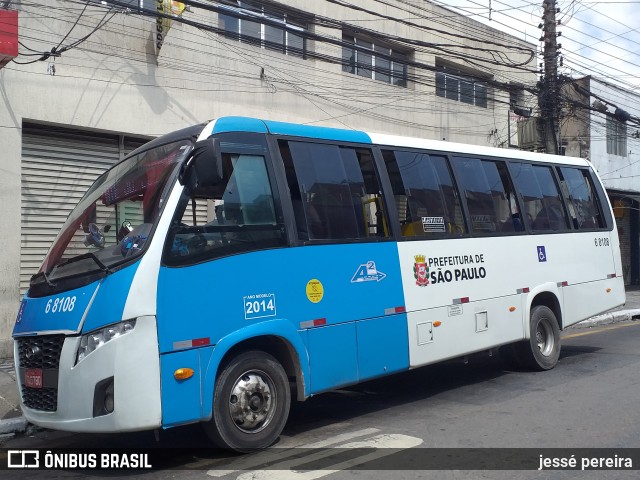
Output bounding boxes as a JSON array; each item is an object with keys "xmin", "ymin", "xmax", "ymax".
[
  {"xmin": 228, "ymin": 370, "xmax": 276, "ymax": 433},
  {"xmin": 536, "ymin": 320, "xmax": 554, "ymax": 357}
]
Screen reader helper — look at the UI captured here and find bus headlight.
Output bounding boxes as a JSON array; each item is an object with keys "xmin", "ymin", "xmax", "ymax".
[{"xmin": 76, "ymin": 320, "xmax": 136, "ymax": 364}]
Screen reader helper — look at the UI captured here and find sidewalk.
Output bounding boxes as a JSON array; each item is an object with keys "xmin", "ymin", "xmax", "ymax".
[
  {"xmin": 0, "ymin": 358, "xmax": 26, "ymax": 440},
  {"xmin": 1, "ymin": 288, "xmax": 639, "ymax": 441}
]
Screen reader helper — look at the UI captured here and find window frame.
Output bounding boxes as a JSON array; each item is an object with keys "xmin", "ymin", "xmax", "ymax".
[
  {"xmin": 435, "ymin": 63, "xmax": 489, "ymax": 108},
  {"xmin": 162, "ymin": 132, "xmax": 288, "ymax": 267},
  {"xmin": 163, "ymin": 132, "xmax": 614, "ymax": 262},
  {"xmin": 507, "ymin": 160, "xmax": 572, "ymax": 234},
  {"xmin": 381, "ymin": 147, "xmax": 469, "ymax": 240},
  {"xmin": 556, "ymin": 165, "xmax": 610, "ymax": 231},
  {"xmin": 606, "ymin": 116, "xmax": 627, "ymax": 157},
  {"xmin": 342, "ymin": 34, "xmax": 409, "ymax": 88},
  {"xmin": 450, "ymin": 156, "xmax": 527, "ymax": 237},
  {"xmin": 372, "ymin": 144, "xmax": 613, "ymax": 240},
  {"xmin": 218, "ymin": 0, "xmax": 309, "ymax": 58},
  {"xmin": 270, "ymin": 135, "xmax": 396, "ymax": 246}
]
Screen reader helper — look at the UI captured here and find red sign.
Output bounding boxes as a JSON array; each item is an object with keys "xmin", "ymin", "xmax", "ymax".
[
  {"xmin": 25, "ymin": 368, "xmax": 43, "ymax": 389},
  {"xmin": 0, "ymin": 10, "xmax": 18, "ymax": 69}
]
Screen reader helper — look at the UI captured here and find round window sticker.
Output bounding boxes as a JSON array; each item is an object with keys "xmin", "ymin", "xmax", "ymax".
[{"xmin": 306, "ymin": 279, "xmax": 324, "ymax": 303}]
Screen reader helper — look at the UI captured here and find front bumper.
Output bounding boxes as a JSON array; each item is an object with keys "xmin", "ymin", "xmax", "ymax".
[{"xmin": 15, "ymin": 316, "xmax": 162, "ymax": 432}]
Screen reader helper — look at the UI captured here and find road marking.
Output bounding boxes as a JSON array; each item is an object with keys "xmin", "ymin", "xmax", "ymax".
[
  {"xmin": 294, "ymin": 428, "xmax": 382, "ymax": 449},
  {"xmin": 232, "ymin": 433, "xmax": 423, "ymax": 480},
  {"xmin": 206, "ymin": 427, "xmax": 382, "ymax": 477},
  {"xmin": 563, "ymin": 321, "xmax": 640, "ymax": 339}
]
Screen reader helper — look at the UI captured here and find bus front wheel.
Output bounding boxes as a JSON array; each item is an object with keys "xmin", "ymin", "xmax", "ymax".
[
  {"xmin": 204, "ymin": 350, "xmax": 291, "ymax": 452},
  {"xmin": 518, "ymin": 305, "xmax": 561, "ymax": 371}
]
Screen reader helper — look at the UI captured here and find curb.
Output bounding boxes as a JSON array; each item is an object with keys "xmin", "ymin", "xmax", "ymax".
[
  {"xmin": 0, "ymin": 416, "xmax": 27, "ymax": 435},
  {"xmin": 573, "ymin": 309, "xmax": 640, "ymax": 328}
]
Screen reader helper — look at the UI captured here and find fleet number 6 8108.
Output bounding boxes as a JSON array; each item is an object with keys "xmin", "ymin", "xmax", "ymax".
[{"xmin": 45, "ymin": 296, "xmax": 77, "ymax": 314}]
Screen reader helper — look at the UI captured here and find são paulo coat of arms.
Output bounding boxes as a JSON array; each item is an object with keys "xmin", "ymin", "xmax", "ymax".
[{"xmin": 413, "ymin": 255, "xmax": 429, "ymax": 286}]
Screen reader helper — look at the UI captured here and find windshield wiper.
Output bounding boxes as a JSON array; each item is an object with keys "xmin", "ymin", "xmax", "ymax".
[
  {"xmin": 30, "ymin": 253, "xmax": 113, "ymax": 290},
  {"xmin": 56, "ymin": 252, "xmax": 114, "ymax": 274}
]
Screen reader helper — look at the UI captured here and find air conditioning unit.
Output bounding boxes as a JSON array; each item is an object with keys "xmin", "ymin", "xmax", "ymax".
[{"xmin": 517, "ymin": 117, "xmax": 542, "ymax": 149}]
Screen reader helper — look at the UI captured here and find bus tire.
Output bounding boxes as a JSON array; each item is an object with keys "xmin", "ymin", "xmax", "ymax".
[
  {"xmin": 518, "ymin": 305, "xmax": 561, "ymax": 371},
  {"xmin": 204, "ymin": 351, "xmax": 291, "ymax": 452}
]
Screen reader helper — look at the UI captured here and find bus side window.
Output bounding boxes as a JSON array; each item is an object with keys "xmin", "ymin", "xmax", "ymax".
[
  {"xmin": 490, "ymin": 161, "xmax": 523, "ymax": 233},
  {"xmin": 279, "ymin": 140, "xmax": 389, "ymax": 241},
  {"xmin": 164, "ymin": 152, "xmax": 286, "ymax": 264},
  {"xmin": 382, "ymin": 150, "xmax": 464, "ymax": 237},
  {"xmin": 451, "ymin": 157, "xmax": 518, "ymax": 235},
  {"xmin": 557, "ymin": 167, "xmax": 605, "ymax": 230},
  {"xmin": 510, "ymin": 162, "xmax": 570, "ymax": 232}
]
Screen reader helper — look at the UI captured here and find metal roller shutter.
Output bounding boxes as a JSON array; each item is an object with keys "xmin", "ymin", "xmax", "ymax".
[{"xmin": 20, "ymin": 124, "xmax": 148, "ymax": 294}]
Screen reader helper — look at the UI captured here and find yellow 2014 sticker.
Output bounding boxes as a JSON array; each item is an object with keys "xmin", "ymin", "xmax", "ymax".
[{"xmin": 306, "ymin": 279, "xmax": 324, "ymax": 303}]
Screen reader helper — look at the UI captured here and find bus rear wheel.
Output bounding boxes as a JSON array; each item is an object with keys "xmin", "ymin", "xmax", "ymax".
[
  {"xmin": 517, "ymin": 305, "xmax": 561, "ymax": 371},
  {"xmin": 204, "ymin": 351, "xmax": 291, "ymax": 452}
]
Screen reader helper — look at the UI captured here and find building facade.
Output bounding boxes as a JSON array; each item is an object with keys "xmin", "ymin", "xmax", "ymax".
[
  {"xmin": 562, "ymin": 76, "xmax": 640, "ymax": 285},
  {"xmin": 0, "ymin": 0, "xmax": 537, "ymax": 356}
]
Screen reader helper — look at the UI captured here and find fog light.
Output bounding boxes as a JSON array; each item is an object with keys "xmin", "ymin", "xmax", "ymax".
[
  {"xmin": 104, "ymin": 382, "xmax": 115, "ymax": 413},
  {"xmin": 93, "ymin": 377, "xmax": 114, "ymax": 417}
]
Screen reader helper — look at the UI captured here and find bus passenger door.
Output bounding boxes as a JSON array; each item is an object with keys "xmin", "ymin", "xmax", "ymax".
[
  {"xmin": 290, "ymin": 244, "xmax": 408, "ymax": 392},
  {"xmin": 277, "ymin": 139, "xmax": 408, "ymax": 393}
]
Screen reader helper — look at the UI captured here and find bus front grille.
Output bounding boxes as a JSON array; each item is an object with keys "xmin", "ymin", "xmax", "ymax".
[
  {"xmin": 22, "ymin": 387, "xmax": 58, "ymax": 412},
  {"xmin": 16, "ymin": 335, "xmax": 64, "ymax": 412},
  {"xmin": 17, "ymin": 335, "xmax": 65, "ymax": 369}
]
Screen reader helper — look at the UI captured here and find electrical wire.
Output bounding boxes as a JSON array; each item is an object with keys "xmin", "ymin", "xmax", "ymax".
[
  {"xmin": 24, "ymin": 0, "xmax": 640, "ymax": 144},
  {"xmin": 13, "ymin": 3, "xmax": 117, "ymax": 65}
]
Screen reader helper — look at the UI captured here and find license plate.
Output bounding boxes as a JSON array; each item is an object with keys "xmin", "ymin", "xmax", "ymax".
[{"xmin": 25, "ymin": 368, "xmax": 43, "ymax": 389}]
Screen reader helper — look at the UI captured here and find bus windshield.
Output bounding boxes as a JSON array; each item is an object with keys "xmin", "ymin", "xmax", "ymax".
[{"xmin": 33, "ymin": 139, "xmax": 192, "ymax": 285}]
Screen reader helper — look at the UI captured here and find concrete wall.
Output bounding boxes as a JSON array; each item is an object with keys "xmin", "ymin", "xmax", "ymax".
[
  {"xmin": 0, "ymin": 0, "xmax": 536, "ymax": 356},
  {"xmin": 562, "ymin": 76, "xmax": 591, "ymax": 159}
]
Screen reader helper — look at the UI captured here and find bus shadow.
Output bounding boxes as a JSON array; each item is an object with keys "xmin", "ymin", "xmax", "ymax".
[
  {"xmin": 286, "ymin": 354, "xmax": 510, "ymax": 435},
  {"xmin": 285, "ymin": 343, "xmax": 605, "ymax": 438},
  {"xmin": 559, "ymin": 344, "xmax": 602, "ymax": 359}
]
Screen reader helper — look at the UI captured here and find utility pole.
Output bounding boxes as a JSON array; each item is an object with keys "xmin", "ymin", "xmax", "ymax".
[{"xmin": 539, "ymin": 0, "xmax": 560, "ymax": 154}]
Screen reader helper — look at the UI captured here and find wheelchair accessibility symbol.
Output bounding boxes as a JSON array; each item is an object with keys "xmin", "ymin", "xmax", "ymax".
[{"xmin": 537, "ymin": 246, "xmax": 547, "ymax": 262}]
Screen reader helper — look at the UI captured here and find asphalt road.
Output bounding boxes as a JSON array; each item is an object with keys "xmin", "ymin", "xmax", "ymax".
[{"xmin": 2, "ymin": 320, "xmax": 640, "ymax": 479}]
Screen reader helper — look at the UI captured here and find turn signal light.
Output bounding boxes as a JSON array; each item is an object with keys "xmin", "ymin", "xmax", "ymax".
[
  {"xmin": 434, "ymin": 321, "xmax": 442, "ymax": 327},
  {"xmin": 509, "ymin": 307, "xmax": 516, "ymax": 312},
  {"xmin": 174, "ymin": 368, "xmax": 195, "ymax": 381},
  {"xmin": 606, "ymin": 288, "xmax": 612, "ymax": 293}
]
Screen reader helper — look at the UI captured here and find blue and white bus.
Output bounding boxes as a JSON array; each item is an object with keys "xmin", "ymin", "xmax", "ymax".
[{"xmin": 14, "ymin": 117, "xmax": 625, "ymax": 451}]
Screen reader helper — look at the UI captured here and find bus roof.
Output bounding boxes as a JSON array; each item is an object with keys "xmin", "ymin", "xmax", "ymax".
[{"xmin": 199, "ymin": 116, "xmax": 591, "ymax": 168}]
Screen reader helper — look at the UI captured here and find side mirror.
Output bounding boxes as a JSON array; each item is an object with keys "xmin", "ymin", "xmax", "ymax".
[{"xmin": 186, "ymin": 137, "xmax": 223, "ymax": 187}]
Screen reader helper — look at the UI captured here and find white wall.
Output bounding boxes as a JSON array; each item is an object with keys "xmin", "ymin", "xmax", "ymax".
[{"xmin": 588, "ymin": 79, "xmax": 640, "ymax": 193}]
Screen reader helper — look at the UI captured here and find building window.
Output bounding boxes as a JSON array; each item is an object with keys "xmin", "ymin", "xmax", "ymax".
[
  {"xmin": 219, "ymin": 1, "xmax": 307, "ymax": 58},
  {"xmin": 436, "ymin": 62, "xmax": 488, "ymax": 108},
  {"xmin": 606, "ymin": 116, "xmax": 627, "ymax": 157},
  {"xmin": 342, "ymin": 35, "xmax": 408, "ymax": 87}
]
